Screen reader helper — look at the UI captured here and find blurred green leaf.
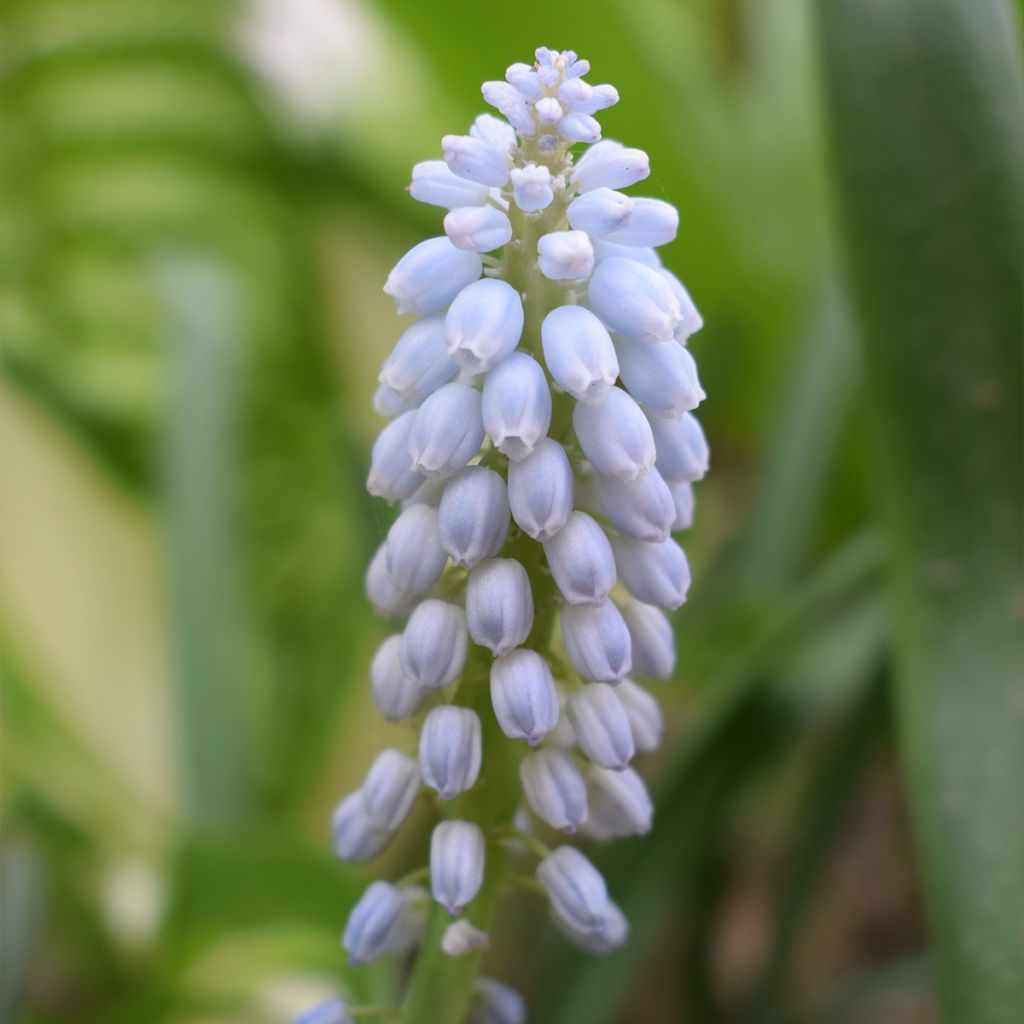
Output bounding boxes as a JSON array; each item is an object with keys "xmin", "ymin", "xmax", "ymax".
[{"xmin": 817, "ymin": 1, "xmax": 1024, "ymax": 1020}]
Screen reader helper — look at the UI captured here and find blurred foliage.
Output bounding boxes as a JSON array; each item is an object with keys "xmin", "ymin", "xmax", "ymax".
[{"xmin": 0, "ymin": 1, "xmax": 1020, "ymax": 1023}]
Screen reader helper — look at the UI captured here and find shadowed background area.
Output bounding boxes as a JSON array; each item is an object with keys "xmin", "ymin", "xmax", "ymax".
[{"xmin": 1, "ymin": 1, "xmax": 1021, "ymax": 1022}]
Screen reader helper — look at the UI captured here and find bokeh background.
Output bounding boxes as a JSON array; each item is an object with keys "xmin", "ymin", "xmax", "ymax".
[{"xmin": 1, "ymin": 1, "xmax": 1021, "ymax": 1022}]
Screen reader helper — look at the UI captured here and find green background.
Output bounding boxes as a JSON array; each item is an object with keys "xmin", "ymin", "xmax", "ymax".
[{"xmin": 1, "ymin": 1, "xmax": 1021, "ymax": 1022}]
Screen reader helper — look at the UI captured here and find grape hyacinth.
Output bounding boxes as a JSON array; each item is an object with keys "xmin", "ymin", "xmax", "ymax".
[{"xmin": 304, "ymin": 46, "xmax": 708, "ymax": 1024}]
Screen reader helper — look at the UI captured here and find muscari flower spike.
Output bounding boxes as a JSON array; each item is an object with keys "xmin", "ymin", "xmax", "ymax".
[{"xmin": 300, "ymin": 45, "xmax": 708, "ymax": 1024}]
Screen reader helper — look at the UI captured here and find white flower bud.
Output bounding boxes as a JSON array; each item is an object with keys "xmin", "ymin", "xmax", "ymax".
[
  {"xmin": 470, "ymin": 113, "xmax": 516, "ymax": 153},
  {"xmin": 437, "ymin": 466, "xmax": 510, "ymax": 568},
  {"xmin": 558, "ymin": 77, "xmax": 592, "ymax": 107},
  {"xmin": 342, "ymin": 881, "xmax": 404, "ymax": 965},
  {"xmin": 573, "ymin": 385, "xmax": 656, "ymax": 482},
  {"xmin": 592, "ymin": 238, "xmax": 663, "ymax": 268},
  {"xmin": 566, "ymin": 683, "xmax": 635, "ymax": 770},
  {"xmin": 558, "ymin": 111, "xmax": 601, "ymax": 143},
  {"xmin": 566, "ymin": 187, "xmax": 634, "ymax": 237},
  {"xmin": 670, "ymin": 480, "xmax": 695, "ymax": 532},
  {"xmin": 490, "ymin": 649, "xmax": 560, "ymax": 745},
  {"xmin": 659, "ymin": 268, "xmax": 704, "ymax": 342},
  {"xmin": 379, "ymin": 312, "xmax": 458, "ymax": 404},
  {"xmin": 419, "ymin": 705, "xmax": 482, "ymax": 800},
  {"xmin": 444, "ymin": 205, "xmax": 513, "ymax": 253},
  {"xmin": 482, "ymin": 351, "xmax": 552, "ymax": 461},
  {"xmin": 619, "ymin": 599, "xmax": 676, "ymax": 680},
  {"xmin": 401, "ymin": 599, "xmax": 467, "ymax": 691},
  {"xmin": 481, "ymin": 81, "xmax": 535, "ymax": 137},
  {"xmin": 535, "ymin": 96, "xmax": 564, "ymax": 125},
  {"xmin": 473, "ymin": 978, "xmax": 526, "ymax": 1024},
  {"xmin": 541, "ymin": 305, "xmax": 619, "ymax": 402},
  {"xmin": 537, "ymin": 846, "xmax": 609, "ymax": 935},
  {"xmin": 510, "ymin": 163, "xmax": 554, "ymax": 212},
  {"xmin": 552, "ymin": 898, "xmax": 628, "ymax": 954},
  {"xmin": 605, "ymin": 197, "xmax": 679, "ymax": 247},
  {"xmin": 294, "ymin": 997, "xmax": 354, "ymax": 1024},
  {"xmin": 588, "ymin": 257, "xmax": 682, "ymax": 344},
  {"xmin": 586, "ymin": 764, "xmax": 653, "ymax": 836},
  {"xmin": 431, "ymin": 820, "xmax": 485, "ymax": 915},
  {"xmin": 444, "ymin": 279, "xmax": 524, "ymax": 374},
  {"xmin": 410, "ymin": 160, "xmax": 490, "ymax": 209},
  {"xmin": 571, "ymin": 140, "xmax": 650, "ymax": 192},
  {"xmin": 384, "ymin": 237, "xmax": 481, "ymax": 316},
  {"xmin": 543, "ymin": 511, "xmax": 616, "ymax": 606},
  {"xmin": 537, "ymin": 230, "xmax": 595, "ymax": 280},
  {"xmin": 570, "ymin": 83, "xmax": 620, "ymax": 116},
  {"xmin": 647, "ymin": 410, "xmax": 710, "ymax": 482},
  {"xmin": 385, "ymin": 503, "xmax": 447, "ymax": 597},
  {"xmin": 365, "ymin": 542, "xmax": 416, "ymax": 617},
  {"xmin": 507, "ymin": 438, "xmax": 574, "ymax": 540},
  {"xmin": 373, "ymin": 381, "xmax": 412, "ymax": 418},
  {"xmin": 331, "ymin": 791, "xmax": 391, "ymax": 863},
  {"xmin": 408, "ymin": 382, "xmax": 485, "ymax": 479},
  {"xmin": 519, "ymin": 749, "xmax": 588, "ymax": 832},
  {"xmin": 370, "ymin": 634, "xmax": 421, "ymax": 721},
  {"xmin": 442, "ymin": 134, "xmax": 511, "ymax": 188},
  {"xmin": 505, "ymin": 62, "xmax": 543, "ymax": 100},
  {"xmin": 442, "ymin": 919, "xmax": 490, "ymax": 957},
  {"xmin": 611, "ymin": 535, "xmax": 691, "ymax": 610},
  {"xmin": 614, "ymin": 335, "xmax": 705, "ymax": 416},
  {"xmin": 367, "ymin": 410, "xmax": 424, "ymax": 502},
  {"xmin": 360, "ymin": 748, "xmax": 419, "ymax": 831},
  {"xmin": 466, "ymin": 558, "xmax": 534, "ymax": 656},
  {"xmin": 591, "ymin": 466, "xmax": 675, "ymax": 543},
  {"xmin": 617, "ymin": 678, "xmax": 664, "ymax": 752},
  {"xmin": 560, "ymin": 601, "xmax": 632, "ymax": 683}
]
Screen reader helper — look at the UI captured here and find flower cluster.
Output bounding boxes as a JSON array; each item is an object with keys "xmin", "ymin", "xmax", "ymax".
[{"xmin": 299, "ymin": 46, "xmax": 707, "ymax": 1024}]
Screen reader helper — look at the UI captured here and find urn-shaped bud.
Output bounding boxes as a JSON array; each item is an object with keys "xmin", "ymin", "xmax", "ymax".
[
  {"xmin": 558, "ymin": 111, "xmax": 602, "ymax": 143},
  {"xmin": 586, "ymin": 764, "xmax": 654, "ymax": 836},
  {"xmin": 659, "ymin": 268, "xmax": 704, "ymax": 342},
  {"xmin": 620, "ymin": 599, "xmax": 676, "ymax": 680},
  {"xmin": 537, "ymin": 230, "xmax": 595, "ymax": 280},
  {"xmin": 542, "ymin": 511, "xmax": 616, "ymax": 606},
  {"xmin": 566, "ymin": 684, "xmax": 635, "ymax": 770},
  {"xmin": 490, "ymin": 649, "xmax": 560, "ymax": 745},
  {"xmin": 419, "ymin": 705, "xmax": 482, "ymax": 800},
  {"xmin": 342, "ymin": 881, "xmax": 405, "ymax": 965},
  {"xmin": 604, "ymin": 196, "xmax": 679, "ymax": 247},
  {"xmin": 365, "ymin": 543, "xmax": 416, "ymax": 618},
  {"xmin": 384, "ymin": 237, "xmax": 481, "ymax": 316},
  {"xmin": 401, "ymin": 600, "xmax": 468, "ymax": 691},
  {"xmin": 593, "ymin": 238, "xmax": 662, "ymax": 268},
  {"xmin": 360, "ymin": 749, "xmax": 419, "ymax": 831},
  {"xmin": 408, "ymin": 382, "xmax": 485, "ymax": 479},
  {"xmin": 470, "ymin": 113, "xmax": 516, "ymax": 152},
  {"xmin": 560, "ymin": 602, "xmax": 632, "ymax": 683},
  {"xmin": 385, "ymin": 504, "xmax": 448, "ymax": 597},
  {"xmin": 437, "ymin": 466, "xmax": 510, "ymax": 568},
  {"xmin": 510, "ymin": 163, "xmax": 553, "ymax": 212},
  {"xmin": 444, "ymin": 278, "xmax": 524, "ymax": 374},
  {"xmin": 591, "ymin": 466, "xmax": 675, "ymax": 543},
  {"xmin": 553, "ymin": 898, "xmax": 629, "ymax": 955},
  {"xmin": 442, "ymin": 919, "xmax": 490, "ymax": 957},
  {"xmin": 444, "ymin": 205, "xmax": 513, "ymax": 252},
  {"xmin": 293, "ymin": 997, "xmax": 354, "ymax": 1024},
  {"xmin": 614, "ymin": 335, "xmax": 705, "ymax": 417},
  {"xmin": 473, "ymin": 978, "xmax": 526, "ymax": 1024},
  {"xmin": 571, "ymin": 140, "xmax": 650, "ymax": 192},
  {"xmin": 370, "ymin": 635, "xmax": 420, "ymax": 721},
  {"xmin": 588, "ymin": 257, "xmax": 683, "ymax": 344},
  {"xmin": 482, "ymin": 351, "xmax": 552, "ymax": 461},
  {"xmin": 507, "ymin": 437, "xmax": 574, "ymax": 540},
  {"xmin": 367, "ymin": 410, "xmax": 423, "ymax": 502},
  {"xmin": 379, "ymin": 312, "xmax": 458, "ymax": 404},
  {"xmin": 534, "ymin": 95, "xmax": 563, "ymax": 125},
  {"xmin": 431, "ymin": 820, "xmax": 485, "ymax": 915},
  {"xmin": 537, "ymin": 846, "xmax": 609, "ymax": 935},
  {"xmin": 481, "ymin": 81, "xmax": 535, "ymax": 137},
  {"xmin": 519, "ymin": 748, "xmax": 588, "ymax": 832},
  {"xmin": 410, "ymin": 160, "xmax": 490, "ymax": 209},
  {"xmin": 566, "ymin": 187, "xmax": 634, "ymax": 237},
  {"xmin": 331, "ymin": 792, "xmax": 391, "ymax": 863},
  {"xmin": 611, "ymin": 535, "xmax": 691, "ymax": 610},
  {"xmin": 373, "ymin": 382, "xmax": 413, "ymax": 418},
  {"xmin": 646, "ymin": 410, "xmax": 710, "ymax": 482},
  {"xmin": 442, "ymin": 134, "xmax": 511, "ymax": 187},
  {"xmin": 616, "ymin": 678, "xmax": 664, "ymax": 753},
  {"xmin": 541, "ymin": 306, "xmax": 619, "ymax": 403},
  {"xmin": 573, "ymin": 386, "xmax": 656, "ymax": 482},
  {"xmin": 670, "ymin": 481, "xmax": 695, "ymax": 532},
  {"xmin": 466, "ymin": 558, "xmax": 534, "ymax": 656}
]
